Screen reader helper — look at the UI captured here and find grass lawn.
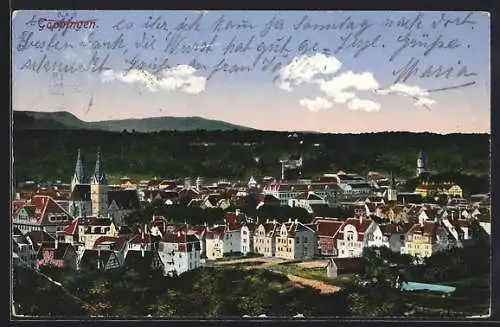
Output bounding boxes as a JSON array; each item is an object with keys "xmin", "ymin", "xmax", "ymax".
[{"xmin": 271, "ymin": 264, "xmax": 353, "ymax": 288}]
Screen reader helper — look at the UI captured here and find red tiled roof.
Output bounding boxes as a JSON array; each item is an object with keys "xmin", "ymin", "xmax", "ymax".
[
  {"xmin": 311, "ymin": 218, "xmax": 343, "ymax": 237},
  {"xmin": 12, "ymin": 200, "xmax": 27, "ymax": 214},
  {"xmin": 338, "ymin": 218, "xmax": 373, "ymax": 241},
  {"xmin": 379, "ymin": 222, "xmax": 412, "ymax": 236},
  {"xmin": 62, "ymin": 218, "xmax": 79, "ymax": 235},
  {"xmin": 93, "ymin": 235, "xmax": 128, "ymax": 250},
  {"xmin": 206, "ymin": 225, "xmax": 225, "ymax": 239},
  {"xmin": 129, "ymin": 233, "xmax": 155, "ymax": 244},
  {"xmin": 26, "ymin": 231, "xmax": 55, "ymax": 251},
  {"xmin": 25, "ymin": 195, "xmax": 73, "ymax": 225}
]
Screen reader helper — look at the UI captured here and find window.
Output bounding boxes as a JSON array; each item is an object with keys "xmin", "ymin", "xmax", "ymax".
[
  {"xmin": 304, "ymin": 237, "xmax": 308, "ymax": 243},
  {"xmin": 243, "ymin": 230, "xmax": 247, "ymax": 235},
  {"xmin": 296, "ymin": 237, "xmax": 300, "ymax": 244},
  {"xmin": 368, "ymin": 234, "xmax": 374, "ymax": 241},
  {"xmin": 288, "ymin": 239, "xmax": 292, "ymax": 244}
]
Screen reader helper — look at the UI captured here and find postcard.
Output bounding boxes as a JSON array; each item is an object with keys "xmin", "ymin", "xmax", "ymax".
[{"xmin": 11, "ymin": 10, "xmax": 491, "ymax": 319}]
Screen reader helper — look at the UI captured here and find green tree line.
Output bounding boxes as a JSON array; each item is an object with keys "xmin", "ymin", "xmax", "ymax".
[{"xmin": 13, "ymin": 129, "xmax": 489, "ymax": 185}]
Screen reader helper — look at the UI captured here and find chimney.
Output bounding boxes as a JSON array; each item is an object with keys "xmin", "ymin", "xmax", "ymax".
[
  {"xmin": 144, "ymin": 224, "xmax": 147, "ymax": 235},
  {"xmin": 141, "ymin": 249, "xmax": 145, "ymax": 257},
  {"xmin": 288, "ymin": 218, "xmax": 292, "ymax": 223},
  {"xmin": 294, "ymin": 218, "xmax": 298, "ymax": 224},
  {"xmin": 177, "ymin": 231, "xmax": 181, "ymax": 237},
  {"xmin": 235, "ymin": 209, "xmax": 240, "ymax": 216},
  {"xmin": 266, "ymin": 219, "xmax": 269, "ymax": 224},
  {"xmin": 55, "ymin": 236, "xmax": 58, "ymax": 249},
  {"xmin": 359, "ymin": 215, "xmax": 363, "ymax": 224},
  {"xmin": 98, "ymin": 247, "xmax": 101, "ymax": 257}
]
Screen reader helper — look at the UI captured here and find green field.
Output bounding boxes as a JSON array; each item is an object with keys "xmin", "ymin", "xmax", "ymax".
[{"xmin": 271, "ymin": 263, "xmax": 354, "ymax": 288}]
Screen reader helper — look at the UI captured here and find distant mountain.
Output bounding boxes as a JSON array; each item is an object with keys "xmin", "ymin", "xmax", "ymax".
[{"xmin": 13, "ymin": 111, "xmax": 254, "ymax": 132}]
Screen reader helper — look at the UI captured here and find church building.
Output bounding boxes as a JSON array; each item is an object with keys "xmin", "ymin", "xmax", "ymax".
[{"xmin": 69, "ymin": 149, "xmax": 140, "ymax": 227}]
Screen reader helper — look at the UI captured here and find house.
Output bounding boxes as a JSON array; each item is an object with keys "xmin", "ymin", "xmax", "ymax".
[
  {"xmin": 126, "ymin": 231, "xmax": 160, "ymax": 256},
  {"xmin": 441, "ymin": 217, "xmax": 465, "ymax": 248},
  {"xmin": 262, "ymin": 183, "xmax": 308, "ymax": 206},
  {"xmin": 93, "ymin": 235, "xmax": 129, "ymax": 265},
  {"xmin": 119, "ymin": 177, "xmax": 137, "ymax": 189},
  {"xmin": 158, "ymin": 230, "xmax": 201, "ymax": 276},
  {"xmin": 475, "ymin": 209, "xmax": 491, "ymax": 235},
  {"xmin": 12, "ymin": 229, "xmax": 36, "ymax": 267},
  {"xmin": 275, "ymin": 219, "xmax": 316, "ymax": 260},
  {"xmin": 336, "ymin": 217, "xmax": 372, "ymax": 258},
  {"xmin": 402, "ymin": 220, "xmax": 453, "ymax": 259},
  {"xmin": 205, "ymin": 226, "xmax": 225, "ymax": 260},
  {"xmin": 332, "ymin": 172, "xmax": 372, "ymax": 196},
  {"xmin": 388, "ymin": 206, "xmax": 409, "ymax": 223},
  {"xmin": 240, "ymin": 223, "xmax": 255, "ymax": 256},
  {"xmin": 445, "ymin": 184, "xmax": 463, "ymax": 198},
  {"xmin": 78, "ymin": 248, "xmax": 121, "ymax": 271},
  {"xmin": 378, "ymin": 222, "xmax": 413, "ymax": 253},
  {"xmin": 12, "ymin": 195, "xmax": 73, "ymax": 237},
  {"xmin": 107, "ymin": 189, "xmax": 142, "ymax": 227},
  {"xmin": 25, "ymin": 230, "xmax": 56, "ymax": 253},
  {"xmin": 253, "ymin": 220, "xmax": 281, "ymax": 257},
  {"xmin": 288, "ymin": 192, "xmax": 328, "ymax": 214},
  {"xmin": 417, "ymin": 206, "xmax": 445, "ymax": 223},
  {"xmin": 35, "ymin": 241, "xmax": 78, "ymax": 270},
  {"xmin": 326, "ymin": 257, "xmax": 362, "ymax": 279},
  {"xmin": 223, "ymin": 217, "xmax": 242, "ymax": 255},
  {"xmin": 310, "ymin": 218, "xmax": 343, "ymax": 257},
  {"xmin": 123, "ymin": 250, "xmax": 164, "ymax": 273},
  {"xmin": 56, "ymin": 217, "xmax": 118, "ymax": 250},
  {"xmin": 188, "ymin": 225, "xmax": 209, "ymax": 259},
  {"xmin": 364, "ymin": 221, "xmax": 390, "ymax": 248}
]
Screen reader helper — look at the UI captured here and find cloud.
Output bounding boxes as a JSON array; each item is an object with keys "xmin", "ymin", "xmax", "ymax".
[
  {"xmin": 347, "ymin": 98, "xmax": 381, "ymax": 112},
  {"xmin": 318, "ymin": 71, "xmax": 379, "ymax": 103},
  {"xmin": 374, "ymin": 83, "xmax": 436, "ymax": 108},
  {"xmin": 299, "ymin": 97, "xmax": 332, "ymax": 112},
  {"xmin": 414, "ymin": 97, "xmax": 436, "ymax": 107},
  {"xmin": 376, "ymin": 83, "xmax": 429, "ymax": 97},
  {"xmin": 277, "ymin": 54, "xmax": 437, "ymax": 112},
  {"xmin": 102, "ymin": 65, "xmax": 206, "ymax": 94},
  {"xmin": 277, "ymin": 53, "xmax": 342, "ymax": 91}
]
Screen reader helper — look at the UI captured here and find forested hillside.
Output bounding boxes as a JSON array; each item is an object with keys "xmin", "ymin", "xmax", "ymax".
[{"xmin": 13, "ymin": 129, "xmax": 490, "ymax": 188}]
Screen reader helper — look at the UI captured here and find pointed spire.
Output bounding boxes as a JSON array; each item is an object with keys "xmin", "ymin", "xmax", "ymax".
[
  {"xmin": 92, "ymin": 148, "xmax": 107, "ymax": 185},
  {"xmin": 73, "ymin": 148, "xmax": 85, "ymax": 184}
]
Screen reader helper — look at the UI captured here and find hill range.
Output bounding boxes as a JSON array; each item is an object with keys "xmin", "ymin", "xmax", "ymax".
[{"xmin": 13, "ymin": 110, "xmax": 254, "ymax": 132}]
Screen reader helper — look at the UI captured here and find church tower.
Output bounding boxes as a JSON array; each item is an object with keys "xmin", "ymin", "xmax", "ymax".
[
  {"xmin": 416, "ymin": 150, "xmax": 427, "ymax": 177},
  {"xmin": 71, "ymin": 148, "xmax": 85, "ymax": 192},
  {"xmin": 91, "ymin": 149, "xmax": 109, "ymax": 217},
  {"xmin": 387, "ymin": 172, "xmax": 398, "ymax": 202}
]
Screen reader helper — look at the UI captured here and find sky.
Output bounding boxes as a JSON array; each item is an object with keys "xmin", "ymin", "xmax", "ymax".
[{"xmin": 11, "ymin": 10, "xmax": 490, "ymax": 134}]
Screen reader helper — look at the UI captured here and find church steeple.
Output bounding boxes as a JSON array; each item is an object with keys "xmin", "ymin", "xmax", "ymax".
[
  {"xmin": 71, "ymin": 149, "xmax": 85, "ymax": 191},
  {"xmin": 92, "ymin": 149, "xmax": 107, "ymax": 185},
  {"xmin": 389, "ymin": 171, "xmax": 395, "ymax": 189},
  {"xmin": 387, "ymin": 171, "xmax": 398, "ymax": 202}
]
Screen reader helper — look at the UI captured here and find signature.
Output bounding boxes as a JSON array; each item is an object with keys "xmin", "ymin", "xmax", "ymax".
[{"xmin": 392, "ymin": 57, "xmax": 477, "ymax": 84}]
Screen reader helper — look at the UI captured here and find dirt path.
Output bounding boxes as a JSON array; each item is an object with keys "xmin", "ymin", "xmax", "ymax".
[
  {"xmin": 286, "ymin": 274, "xmax": 341, "ymax": 294},
  {"xmin": 212, "ymin": 257, "xmax": 341, "ymax": 294}
]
